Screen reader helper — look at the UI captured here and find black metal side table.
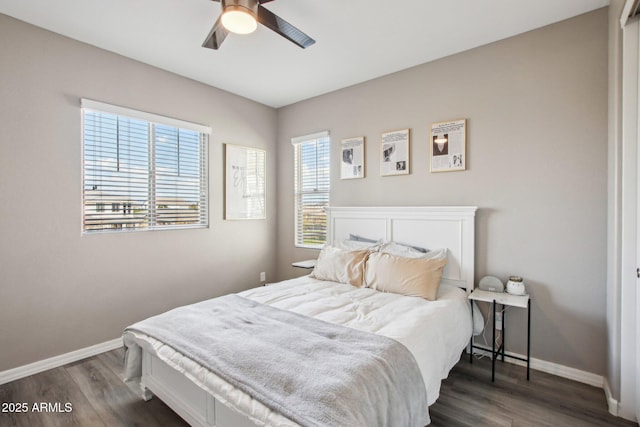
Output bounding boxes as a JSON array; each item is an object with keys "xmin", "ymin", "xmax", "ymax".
[{"xmin": 468, "ymin": 289, "xmax": 531, "ymax": 382}]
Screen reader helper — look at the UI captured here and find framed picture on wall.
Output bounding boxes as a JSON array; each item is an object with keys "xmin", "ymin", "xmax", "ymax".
[
  {"xmin": 224, "ymin": 144, "xmax": 266, "ymax": 220},
  {"xmin": 341, "ymin": 136, "xmax": 365, "ymax": 179},
  {"xmin": 430, "ymin": 119, "xmax": 466, "ymax": 172},
  {"xmin": 380, "ymin": 129, "xmax": 410, "ymax": 176}
]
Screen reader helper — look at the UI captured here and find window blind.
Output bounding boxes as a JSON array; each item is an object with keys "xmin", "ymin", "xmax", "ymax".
[
  {"xmin": 293, "ymin": 132, "xmax": 330, "ymax": 248},
  {"xmin": 82, "ymin": 100, "xmax": 209, "ymax": 233}
]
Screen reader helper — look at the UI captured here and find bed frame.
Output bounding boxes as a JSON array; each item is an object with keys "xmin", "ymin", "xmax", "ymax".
[
  {"xmin": 326, "ymin": 206, "xmax": 477, "ymax": 293},
  {"xmin": 136, "ymin": 206, "xmax": 477, "ymax": 427}
]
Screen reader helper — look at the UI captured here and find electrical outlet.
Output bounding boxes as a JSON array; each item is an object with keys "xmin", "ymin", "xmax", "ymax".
[
  {"xmin": 260, "ymin": 272, "xmax": 266, "ymax": 282},
  {"xmin": 495, "ymin": 312, "xmax": 503, "ymax": 331}
]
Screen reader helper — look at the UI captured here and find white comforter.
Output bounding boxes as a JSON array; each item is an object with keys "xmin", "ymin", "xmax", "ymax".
[{"xmin": 124, "ymin": 275, "xmax": 474, "ymax": 426}]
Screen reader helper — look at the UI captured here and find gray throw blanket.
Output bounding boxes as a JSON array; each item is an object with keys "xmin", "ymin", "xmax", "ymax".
[{"xmin": 125, "ymin": 294, "xmax": 429, "ymax": 427}]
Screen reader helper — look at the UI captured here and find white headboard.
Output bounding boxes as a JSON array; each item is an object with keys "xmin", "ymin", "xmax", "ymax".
[{"xmin": 326, "ymin": 206, "xmax": 477, "ymax": 293}]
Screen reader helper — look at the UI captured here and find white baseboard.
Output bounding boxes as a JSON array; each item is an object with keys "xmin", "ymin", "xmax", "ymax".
[
  {"xmin": 470, "ymin": 348, "xmax": 603, "ymax": 388},
  {"xmin": 603, "ymin": 377, "xmax": 620, "ymax": 417},
  {"xmin": 0, "ymin": 338, "xmax": 122, "ymax": 385}
]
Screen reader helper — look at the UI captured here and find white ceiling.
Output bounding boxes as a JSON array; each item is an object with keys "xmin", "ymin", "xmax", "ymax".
[{"xmin": 0, "ymin": 0, "xmax": 610, "ymax": 108}]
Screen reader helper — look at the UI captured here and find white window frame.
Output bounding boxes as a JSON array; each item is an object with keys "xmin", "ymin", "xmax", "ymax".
[
  {"xmin": 81, "ymin": 99, "xmax": 210, "ymax": 233},
  {"xmin": 292, "ymin": 131, "xmax": 330, "ymax": 249}
]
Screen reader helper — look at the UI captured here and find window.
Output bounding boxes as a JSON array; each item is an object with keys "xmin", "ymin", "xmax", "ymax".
[
  {"xmin": 82, "ymin": 99, "xmax": 209, "ymax": 233},
  {"xmin": 293, "ymin": 131, "xmax": 330, "ymax": 248}
]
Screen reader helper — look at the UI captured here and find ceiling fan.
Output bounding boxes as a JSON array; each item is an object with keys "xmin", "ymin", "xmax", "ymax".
[{"xmin": 202, "ymin": 0, "xmax": 316, "ymax": 50}]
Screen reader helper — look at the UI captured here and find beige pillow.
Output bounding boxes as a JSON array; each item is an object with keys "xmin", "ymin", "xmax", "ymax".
[
  {"xmin": 310, "ymin": 246, "xmax": 369, "ymax": 287},
  {"xmin": 364, "ymin": 252, "xmax": 448, "ymax": 301}
]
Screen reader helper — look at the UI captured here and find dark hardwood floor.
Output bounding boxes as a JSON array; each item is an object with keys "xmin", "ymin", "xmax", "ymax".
[
  {"xmin": 431, "ymin": 356, "xmax": 637, "ymax": 427},
  {"xmin": 0, "ymin": 348, "xmax": 636, "ymax": 426},
  {"xmin": 0, "ymin": 348, "xmax": 187, "ymax": 427}
]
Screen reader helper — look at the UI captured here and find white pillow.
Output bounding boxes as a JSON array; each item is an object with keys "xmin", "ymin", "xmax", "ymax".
[
  {"xmin": 380, "ymin": 242, "xmax": 447, "ymax": 260},
  {"xmin": 335, "ymin": 239, "xmax": 382, "ymax": 251},
  {"xmin": 349, "ymin": 234, "xmax": 379, "ymax": 244},
  {"xmin": 420, "ymin": 248, "xmax": 448, "ymax": 260}
]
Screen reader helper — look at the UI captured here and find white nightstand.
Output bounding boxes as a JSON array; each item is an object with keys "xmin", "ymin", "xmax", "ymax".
[
  {"xmin": 468, "ymin": 289, "xmax": 531, "ymax": 382},
  {"xmin": 291, "ymin": 259, "xmax": 316, "ymax": 269}
]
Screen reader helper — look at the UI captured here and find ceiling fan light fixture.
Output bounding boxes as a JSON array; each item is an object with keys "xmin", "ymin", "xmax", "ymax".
[
  {"xmin": 221, "ymin": 5, "xmax": 258, "ymax": 34},
  {"xmin": 202, "ymin": 0, "xmax": 315, "ymax": 50}
]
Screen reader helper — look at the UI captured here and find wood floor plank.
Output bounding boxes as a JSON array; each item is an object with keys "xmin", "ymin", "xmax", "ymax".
[
  {"xmin": 65, "ymin": 355, "xmax": 187, "ymax": 427},
  {"xmin": 0, "ymin": 366, "xmax": 105, "ymax": 427},
  {"xmin": 94, "ymin": 347, "xmax": 188, "ymax": 426},
  {"xmin": 95, "ymin": 346, "xmax": 126, "ymax": 377},
  {"xmin": 1, "ymin": 347, "xmax": 637, "ymax": 427},
  {"xmin": 430, "ymin": 356, "xmax": 637, "ymax": 427},
  {"xmin": 0, "ymin": 379, "xmax": 21, "ymax": 427}
]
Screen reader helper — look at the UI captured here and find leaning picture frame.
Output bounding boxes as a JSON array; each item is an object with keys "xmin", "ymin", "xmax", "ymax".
[
  {"xmin": 224, "ymin": 144, "xmax": 266, "ymax": 220},
  {"xmin": 341, "ymin": 136, "xmax": 365, "ymax": 179},
  {"xmin": 430, "ymin": 119, "xmax": 466, "ymax": 172},
  {"xmin": 380, "ymin": 129, "xmax": 410, "ymax": 176}
]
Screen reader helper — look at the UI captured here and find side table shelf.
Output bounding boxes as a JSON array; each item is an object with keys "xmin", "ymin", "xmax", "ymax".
[
  {"xmin": 291, "ymin": 259, "xmax": 316, "ymax": 269},
  {"xmin": 468, "ymin": 289, "xmax": 531, "ymax": 382}
]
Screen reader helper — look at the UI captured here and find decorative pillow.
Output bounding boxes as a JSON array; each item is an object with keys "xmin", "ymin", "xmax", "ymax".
[
  {"xmin": 364, "ymin": 252, "xmax": 448, "ymax": 301},
  {"xmin": 310, "ymin": 246, "xmax": 370, "ymax": 287},
  {"xmin": 379, "ymin": 241, "xmax": 440, "ymax": 258}
]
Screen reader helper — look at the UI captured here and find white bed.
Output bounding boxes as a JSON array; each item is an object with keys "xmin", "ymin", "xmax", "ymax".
[{"xmin": 123, "ymin": 206, "xmax": 478, "ymax": 427}]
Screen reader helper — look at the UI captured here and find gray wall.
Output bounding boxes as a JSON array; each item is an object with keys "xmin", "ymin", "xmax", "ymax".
[
  {"xmin": 0, "ymin": 9, "xmax": 610, "ymax": 378},
  {"xmin": 0, "ymin": 15, "xmax": 278, "ymax": 372},
  {"xmin": 607, "ymin": 0, "xmax": 624, "ymax": 402},
  {"xmin": 276, "ymin": 9, "xmax": 609, "ymax": 375}
]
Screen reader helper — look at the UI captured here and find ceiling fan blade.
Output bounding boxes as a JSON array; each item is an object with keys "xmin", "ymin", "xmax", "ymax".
[
  {"xmin": 202, "ymin": 16, "xmax": 229, "ymax": 50},
  {"xmin": 258, "ymin": 0, "xmax": 276, "ymax": 3},
  {"xmin": 257, "ymin": 5, "xmax": 315, "ymax": 49}
]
